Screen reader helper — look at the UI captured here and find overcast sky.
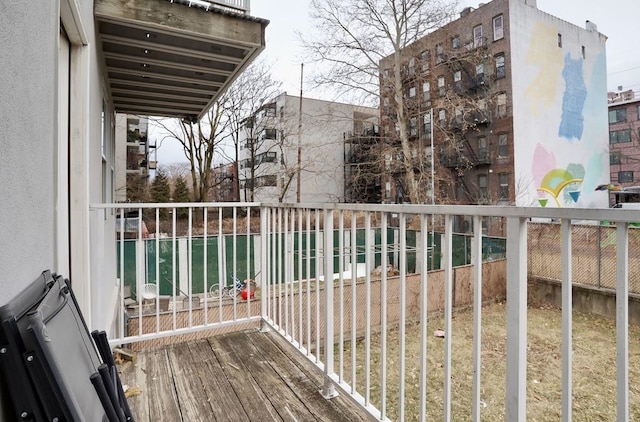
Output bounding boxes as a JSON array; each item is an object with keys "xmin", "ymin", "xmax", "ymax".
[{"xmin": 157, "ymin": 0, "xmax": 640, "ymax": 164}]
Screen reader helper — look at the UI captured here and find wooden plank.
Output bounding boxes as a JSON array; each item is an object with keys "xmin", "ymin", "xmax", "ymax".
[
  {"xmin": 166, "ymin": 341, "xmax": 216, "ymax": 420},
  {"xmin": 187, "ymin": 339, "xmax": 250, "ymax": 421},
  {"xmin": 208, "ymin": 335, "xmax": 284, "ymax": 421},
  {"xmin": 118, "ymin": 351, "xmax": 150, "ymax": 422},
  {"xmin": 249, "ymin": 331, "xmax": 363, "ymax": 422},
  {"xmin": 146, "ymin": 348, "xmax": 182, "ymax": 421},
  {"xmin": 216, "ymin": 331, "xmax": 319, "ymax": 421}
]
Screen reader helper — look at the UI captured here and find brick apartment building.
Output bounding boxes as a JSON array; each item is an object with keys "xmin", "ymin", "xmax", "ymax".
[
  {"xmin": 378, "ymin": 0, "xmax": 609, "ymax": 209},
  {"xmin": 608, "ymin": 90, "xmax": 640, "ymax": 194}
]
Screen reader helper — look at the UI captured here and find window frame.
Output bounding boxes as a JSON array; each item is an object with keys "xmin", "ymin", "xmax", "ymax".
[
  {"xmin": 619, "ymin": 171, "xmax": 634, "ymax": 183},
  {"xmin": 498, "ymin": 133, "xmax": 508, "ymax": 157},
  {"xmin": 499, "ymin": 173, "xmax": 509, "ymax": 199},
  {"xmin": 609, "ymin": 108, "xmax": 627, "ymax": 124},
  {"xmin": 493, "ymin": 15, "xmax": 504, "ymax": 41},
  {"xmin": 473, "ymin": 25, "xmax": 483, "ymax": 48},
  {"xmin": 610, "ymin": 129, "xmax": 632, "ymax": 144},
  {"xmin": 495, "ymin": 54, "xmax": 505, "ymax": 79}
]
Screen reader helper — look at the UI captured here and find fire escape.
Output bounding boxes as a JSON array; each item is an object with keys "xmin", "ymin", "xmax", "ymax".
[{"xmin": 344, "ymin": 124, "xmax": 382, "ymax": 203}]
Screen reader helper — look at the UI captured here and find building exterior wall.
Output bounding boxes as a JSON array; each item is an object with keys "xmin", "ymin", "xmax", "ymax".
[
  {"xmin": 608, "ymin": 92, "xmax": 640, "ymax": 191},
  {"xmin": 380, "ymin": 0, "xmax": 609, "ymax": 209},
  {"xmin": 238, "ymin": 94, "xmax": 377, "ymax": 203},
  {"xmin": 0, "ymin": 2, "xmax": 59, "ymax": 300},
  {"xmin": 509, "ymin": 0, "xmax": 609, "ymax": 207}
]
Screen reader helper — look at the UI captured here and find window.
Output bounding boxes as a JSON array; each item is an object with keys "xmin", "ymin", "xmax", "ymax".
[
  {"xmin": 423, "ymin": 113, "xmax": 432, "ymax": 138},
  {"xmin": 499, "ymin": 173, "xmax": 509, "ymax": 199},
  {"xmin": 493, "ymin": 15, "xmax": 504, "ymax": 40},
  {"xmin": 409, "ymin": 117, "xmax": 418, "ymax": 136},
  {"xmin": 408, "ymin": 57, "xmax": 416, "ymax": 76},
  {"xmin": 421, "ymin": 50, "xmax": 430, "ymax": 72},
  {"xmin": 610, "ymin": 129, "xmax": 632, "ymax": 144},
  {"xmin": 438, "ymin": 109, "xmax": 446, "ymax": 123},
  {"xmin": 637, "ymin": 105, "xmax": 640, "ymax": 120},
  {"xmin": 477, "ymin": 136, "xmax": 487, "ymax": 160},
  {"xmin": 455, "ymin": 107, "xmax": 463, "ymax": 124},
  {"xmin": 557, "ymin": 33, "xmax": 562, "ymax": 48},
  {"xmin": 476, "ymin": 63, "xmax": 485, "ymax": 84},
  {"xmin": 610, "ymin": 153, "xmax": 621, "ymax": 165},
  {"xmin": 408, "ymin": 86, "xmax": 416, "ymax": 98},
  {"xmin": 582, "ymin": 46, "xmax": 586, "ymax": 59},
  {"xmin": 495, "ymin": 54, "xmax": 505, "ymax": 79},
  {"xmin": 498, "ymin": 133, "xmax": 508, "ymax": 157},
  {"xmin": 453, "ymin": 71, "xmax": 462, "ymax": 92},
  {"xmin": 609, "ymin": 108, "xmax": 626, "ymax": 123},
  {"xmin": 473, "ymin": 25, "xmax": 483, "ymax": 48},
  {"xmin": 437, "ymin": 75, "xmax": 445, "ymax": 97},
  {"xmin": 478, "ymin": 174, "xmax": 488, "ymax": 196},
  {"xmin": 280, "ymin": 106, "xmax": 285, "ymax": 119},
  {"xmin": 496, "ymin": 92, "xmax": 507, "ymax": 117},
  {"xmin": 619, "ymin": 171, "xmax": 634, "ymax": 183},
  {"xmin": 436, "ymin": 43, "xmax": 444, "ymax": 63},
  {"xmin": 263, "ymin": 128, "xmax": 277, "ymax": 139},
  {"xmin": 422, "ymin": 81, "xmax": 431, "ymax": 100},
  {"xmin": 452, "ymin": 36, "xmax": 460, "ymax": 49}
]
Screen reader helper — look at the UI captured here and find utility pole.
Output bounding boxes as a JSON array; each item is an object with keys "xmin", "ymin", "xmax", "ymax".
[{"xmin": 297, "ymin": 64, "xmax": 303, "ymax": 203}]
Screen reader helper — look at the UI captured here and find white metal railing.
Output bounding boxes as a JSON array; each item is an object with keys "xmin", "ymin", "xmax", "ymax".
[
  {"xmin": 169, "ymin": 0, "xmax": 250, "ymax": 13},
  {"xmin": 90, "ymin": 202, "xmax": 639, "ymax": 421}
]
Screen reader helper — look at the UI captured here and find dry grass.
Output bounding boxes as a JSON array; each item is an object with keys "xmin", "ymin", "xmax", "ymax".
[{"xmin": 340, "ymin": 302, "xmax": 640, "ymax": 421}]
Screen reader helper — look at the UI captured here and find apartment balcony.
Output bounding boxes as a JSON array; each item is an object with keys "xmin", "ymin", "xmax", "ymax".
[
  {"xmin": 94, "ymin": 0, "xmax": 267, "ymax": 120},
  {"xmin": 92, "ymin": 202, "xmax": 640, "ymax": 421}
]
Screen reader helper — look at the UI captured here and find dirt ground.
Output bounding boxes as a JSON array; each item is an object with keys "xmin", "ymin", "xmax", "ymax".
[{"xmin": 341, "ymin": 302, "xmax": 640, "ymax": 421}]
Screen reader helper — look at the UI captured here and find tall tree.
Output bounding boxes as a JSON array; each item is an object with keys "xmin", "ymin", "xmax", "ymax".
[
  {"xmin": 301, "ymin": 0, "xmax": 458, "ymax": 203},
  {"xmin": 219, "ymin": 59, "xmax": 282, "ymax": 200},
  {"xmin": 152, "ymin": 59, "xmax": 281, "ymax": 202},
  {"xmin": 172, "ymin": 175, "xmax": 191, "ymax": 218},
  {"xmin": 151, "ymin": 169, "xmax": 171, "ymax": 218}
]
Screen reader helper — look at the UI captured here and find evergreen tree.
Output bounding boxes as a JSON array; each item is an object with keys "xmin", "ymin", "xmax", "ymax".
[
  {"xmin": 151, "ymin": 169, "xmax": 171, "ymax": 219},
  {"xmin": 172, "ymin": 175, "xmax": 191, "ymax": 218}
]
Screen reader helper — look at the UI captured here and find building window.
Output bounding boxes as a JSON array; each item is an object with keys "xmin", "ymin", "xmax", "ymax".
[
  {"xmin": 408, "ymin": 86, "xmax": 416, "ymax": 98},
  {"xmin": 438, "ymin": 109, "xmax": 446, "ymax": 124},
  {"xmin": 263, "ymin": 128, "xmax": 277, "ymax": 140},
  {"xmin": 557, "ymin": 33, "xmax": 563, "ymax": 47},
  {"xmin": 473, "ymin": 25, "xmax": 483, "ymax": 48},
  {"xmin": 610, "ymin": 153, "xmax": 621, "ymax": 165},
  {"xmin": 478, "ymin": 174, "xmax": 488, "ymax": 197},
  {"xmin": 609, "ymin": 108, "xmax": 627, "ymax": 124},
  {"xmin": 478, "ymin": 136, "xmax": 487, "ymax": 161},
  {"xmin": 455, "ymin": 107, "xmax": 463, "ymax": 125},
  {"xmin": 423, "ymin": 81, "xmax": 431, "ymax": 100},
  {"xmin": 496, "ymin": 92, "xmax": 507, "ymax": 117},
  {"xmin": 495, "ymin": 54, "xmax": 505, "ymax": 79},
  {"xmin": 493, "ymin": 15, "xmax": 504, "ymax": 40},
  {"xmin": 452, "ymin": 36, "xmax": 460, "ymax": 49},
  {"xmin": 610, "ymin": 129, "xmax": 632, "ymax": 144},
  {"xmin": 499, "ymin": 173, "xmax": 509, "ymax": 199},
  {"xmin": 453, "ymin": 71, "xmax": 462, "ymax": 92},
  {"xmin": 421, "ymin": 50, "xmax": 430, "ymax": 72},
  {"xmin": 476, "ymin": 63, "xmax": 485, "ymax": 85},
  {"xmin": 637, "ymin": 105, "xmax": 640, "ymax": 120},
  {"xmin": 619, "ymin": 171, "xmax": 634, "ymax": 183},
  {"xmin": 436, "ymin": 43, "xmax": 444, "ymax": 63},
  {"xmin": 498, "ymin": 133, "xmax": 508, "ymax": 157},
  {"xmin": 409, "ymin": 117, "xmax": 418, "ymax": 136},
  {"xmin": 423, "ymin": 113, "xmax": 432, "ymax": 138},
  {"xmin": 408, "ymin": 57, "xmax": 416, "ymax": 76},
  {"xmin": 437, "ymin": 75, "xmax": 445, "ymax": 97}
]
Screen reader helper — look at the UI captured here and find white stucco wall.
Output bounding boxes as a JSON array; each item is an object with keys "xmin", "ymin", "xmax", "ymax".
[
  {"xmin": 0, "ymin": 3, "xmax": 58, "ymax": 297},
  {"xmin": 509, "ymin": 0, "xmax": 609, "ymax": 207}
]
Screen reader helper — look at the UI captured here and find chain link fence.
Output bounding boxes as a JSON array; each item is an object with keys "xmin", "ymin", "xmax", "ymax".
[{"xmin": 528, "ymin": 222, "xmax": 640, "ymax": 294}]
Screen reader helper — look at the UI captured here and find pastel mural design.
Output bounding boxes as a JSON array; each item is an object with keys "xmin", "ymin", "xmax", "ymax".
[
  {"xmin": 532, "ymin": 143, "xmax": 556, "ymax": 187},
  {"xmin": 524, "ymin": 22, "xmax": 564, "ymax": 116},
  {"xmin": 536, "ymin": 168, "xmax": 582, "ymax": 207},
  {"xmin": 558, "ymin": 54, "xmax": 587, "ymax": 141}
]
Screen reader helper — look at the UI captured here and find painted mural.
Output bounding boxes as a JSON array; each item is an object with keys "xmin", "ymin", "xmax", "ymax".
[{"xmin": 515, "ymin": 14, "xmax": 609, "ymax": 208}]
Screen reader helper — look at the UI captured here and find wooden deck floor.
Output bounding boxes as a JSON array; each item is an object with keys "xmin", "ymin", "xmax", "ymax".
[{"xmin": 118, "ymin": 329, "xmax": 372, "ymax": 421}]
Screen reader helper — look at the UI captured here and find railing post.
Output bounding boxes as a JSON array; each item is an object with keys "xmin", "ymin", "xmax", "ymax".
[
  {"xmin": 616, "ymin": 222, "xmax": 629, "ymax": 421},
  {"xmin": 260, "ymin": 207, "xmax": 269, "ymax": 332},
  {"xmin": 321, "ymin": 209, "xmax": 338, "ymax": 399},
  {"xmin": 505, "ymin": 216, "xmax": 528, "ymax": 421}
]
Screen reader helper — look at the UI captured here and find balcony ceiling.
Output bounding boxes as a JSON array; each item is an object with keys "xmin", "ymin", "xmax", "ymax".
[{"xmin": 95, "ymin": 0, "xmax": 267, "ymax": 120}]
